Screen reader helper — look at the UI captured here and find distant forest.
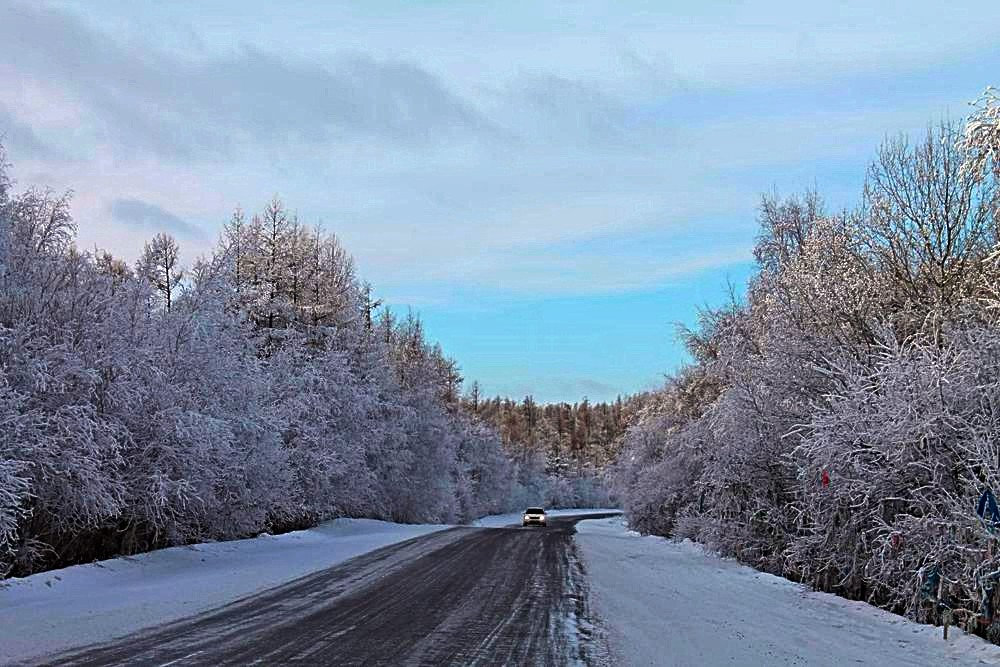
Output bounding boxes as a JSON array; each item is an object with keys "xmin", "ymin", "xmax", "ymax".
[{"xmin": 464, "ymin": 389, "xmax": 649, "ymax": 473}]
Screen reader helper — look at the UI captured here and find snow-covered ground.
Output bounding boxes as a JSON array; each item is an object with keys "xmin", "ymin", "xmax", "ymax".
[
  {"xmin": 576, "ymin": 516, "xmax": 1000, "ymax": 666},
  {"xmin": 472, "ymin": 508, "xmax": 620, "ymax": 528},
  {"xmin": 0, "ymin": 518, "xmax": 450, "ymax": 664}
]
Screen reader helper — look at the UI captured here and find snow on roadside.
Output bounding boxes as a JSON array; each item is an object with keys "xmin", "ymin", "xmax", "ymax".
[
  {"xmin": 472, "ymin": 508, "xmax": 621, "ymax": 528},
  {"xmin": 0, "ymin": 518, "xmax": 449, "ymax": 664},
  {"xmin": 575, "ymin": 516, "xmax": 1000, "ymax": 667}
]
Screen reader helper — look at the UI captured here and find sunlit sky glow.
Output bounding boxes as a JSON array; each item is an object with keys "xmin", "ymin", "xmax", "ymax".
[{"xmin": 3, "ymin": 1, "xmax": 1000, "ymax": 401}]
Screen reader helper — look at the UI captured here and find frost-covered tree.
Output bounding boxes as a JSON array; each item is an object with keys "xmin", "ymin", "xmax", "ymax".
[
  {"xmin": 138, "ymin": 233, "xmax": 184, "ymax": 312},
  {"xmin": 858, "ymin": 121, "xmax": 997, "ymax": 323},
  {"xmin": 964, "ymin": 87, "xmax": 1000, "ymax": 180}
]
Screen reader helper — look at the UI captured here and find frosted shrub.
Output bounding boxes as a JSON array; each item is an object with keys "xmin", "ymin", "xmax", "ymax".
[{"xmin": 617, "ymin": 112, "xmax": 1000, "ymax": 641}]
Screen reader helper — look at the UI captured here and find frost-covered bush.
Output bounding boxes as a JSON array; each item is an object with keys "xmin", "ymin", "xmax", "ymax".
[{"xmin": 788, "ymin": 327, "xmax": 1000, "ymax": 618}]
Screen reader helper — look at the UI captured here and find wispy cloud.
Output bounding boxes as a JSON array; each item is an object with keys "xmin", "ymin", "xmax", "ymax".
[
  {"xmin": 0, "ymin": 3, "xmax": 496, "ymax": 162},
  {"xmin": 109, "ymin": 198, "xmax": 204, "ymax": 239},
  {"xmin": 405, "ymin": 245, "xmax": 754, "ymax": 295},
  {"xmin": 0, "ymin": 105, "xmax": 61, "ymax": 159}
]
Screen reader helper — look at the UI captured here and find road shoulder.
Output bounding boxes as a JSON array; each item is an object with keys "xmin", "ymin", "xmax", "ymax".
[{"xmin": 574, "ymin": 516, "xmax": 1000, "ymax": 667}]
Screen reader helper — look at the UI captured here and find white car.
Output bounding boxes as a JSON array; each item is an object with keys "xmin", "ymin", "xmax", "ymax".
[{"xmin": 522, "ymin": 507, "xmax": 547, "ymax": 527}]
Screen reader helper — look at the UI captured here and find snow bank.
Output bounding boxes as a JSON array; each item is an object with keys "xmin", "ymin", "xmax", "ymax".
[
  {"xmin": 576, "ymin": 516, "xmax": 1000, "ymax": 666},
  {"xmin": 471, "ymin": 508, "xmax": 620, "ymax": 528},
  {"xmin": 0, "ymin": 518, "xmax": 449, "ymax": 664}
]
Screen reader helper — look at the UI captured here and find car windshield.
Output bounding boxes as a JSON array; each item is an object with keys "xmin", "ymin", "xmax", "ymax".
[{"xmin": 526, "ymin": 508, "xmax": 545, "ymax": 514}]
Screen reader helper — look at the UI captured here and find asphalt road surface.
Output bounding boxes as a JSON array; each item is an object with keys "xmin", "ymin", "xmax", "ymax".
[{"xmin": 44, "ymin": 513, "xmax": 619, "ymax": 666}]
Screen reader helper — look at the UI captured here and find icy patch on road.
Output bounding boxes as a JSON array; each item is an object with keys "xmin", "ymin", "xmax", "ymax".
[
  {"xmin": 0, "ymin": 518, "xmax": 450, "ymax": 664},
  {"xmin": 576, "ymin": 516, "xmax": 1000, "ymax": 666},
  {"xmin": 472, "ymin": 508, "xmax": 621, "ymax": 528}
]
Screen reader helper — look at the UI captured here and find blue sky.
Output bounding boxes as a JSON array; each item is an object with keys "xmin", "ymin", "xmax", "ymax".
[{"xmin": 2, "ymin": 1, "xmax": 1000, "ymax": 401}]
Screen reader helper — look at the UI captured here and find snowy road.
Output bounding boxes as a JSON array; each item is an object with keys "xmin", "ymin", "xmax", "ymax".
[{"xmin": 44, "ymin": 513, "xmax": 617, "ymax": 666}]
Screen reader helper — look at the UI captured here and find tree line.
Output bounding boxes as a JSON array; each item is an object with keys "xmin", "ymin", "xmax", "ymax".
[
  {"xmin": 464, "ymin": 390, "xmax": 647, "ymax": 470},
  {"xmin": 615, "ymin": 91, "xmax": 1000, "ymax": 641},
  {"xmin": 0, "ymin": 149, "xmax": 593, "ymax": 577}
]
